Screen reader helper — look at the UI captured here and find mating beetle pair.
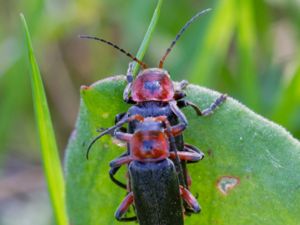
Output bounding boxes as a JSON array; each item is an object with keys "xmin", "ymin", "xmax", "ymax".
[{"xmin": 85, "ymin": 8, "xmax": 226, "ymax": 224}]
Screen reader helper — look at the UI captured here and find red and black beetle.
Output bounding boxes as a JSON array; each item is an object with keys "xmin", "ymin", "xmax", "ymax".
[
  {"xmin": 83, "ymin": 8, "xmax": 226, "ymax": 223},
  {"xmin": 108, "ymin": 115, "xmax": 202, "ymax": 223}
]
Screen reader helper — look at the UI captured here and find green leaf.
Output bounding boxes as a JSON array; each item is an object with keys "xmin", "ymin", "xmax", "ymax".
[
  {"xmin": 66, "ymin": 76, "xmax": 300, "ymax": 225},
  {"xmin": 20, "ymin": 13, "xmax": 69, "ymax": 225}
]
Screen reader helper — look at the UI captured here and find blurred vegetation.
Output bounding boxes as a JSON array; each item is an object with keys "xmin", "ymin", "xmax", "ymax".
[{"xmin": 1, "ymin": 0, "xmax": 300, "ymax": 224}]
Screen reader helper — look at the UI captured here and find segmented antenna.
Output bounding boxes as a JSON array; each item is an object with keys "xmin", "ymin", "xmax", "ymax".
[
  {"xmin": 79, "ymin": 35, "xmax": 148, "ymax": 69},
  {"xmin": 158, "ymin": 8, "xmax": 211, "ymax": 68}
]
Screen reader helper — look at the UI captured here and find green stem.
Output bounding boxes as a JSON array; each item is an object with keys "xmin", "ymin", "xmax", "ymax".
[{"xmin": 133, "ymin": 0, "xmax": 164, "ymax": 76}]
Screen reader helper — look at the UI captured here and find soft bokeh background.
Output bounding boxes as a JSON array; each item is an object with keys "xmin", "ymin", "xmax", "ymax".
[{"xmin": 1, "ymin": 0, "xmax": 300, "ymax": 224}]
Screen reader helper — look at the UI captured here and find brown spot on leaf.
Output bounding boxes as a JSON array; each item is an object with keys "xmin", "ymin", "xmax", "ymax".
[
  {"xmin": 207, "ymin": 149, "xmax": 214, "ymax": 157},
  {"xmin": 217, "ymin": 176, "xmax": 240, "ymax": 195}
]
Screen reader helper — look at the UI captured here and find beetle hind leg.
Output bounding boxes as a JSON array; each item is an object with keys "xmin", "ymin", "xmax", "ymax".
[
  {"xmin": 115, "ymin": 192, "xmax": 137, "ymax": 221},
  {"xmin": 180, "ymin": 186, "xmax": 201, "ymax": 213}
]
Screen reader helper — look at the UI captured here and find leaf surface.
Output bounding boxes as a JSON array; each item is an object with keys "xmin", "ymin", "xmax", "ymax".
[{"xmin": 66, "ymin": 76, "xmax": 300, "ymax": 225}]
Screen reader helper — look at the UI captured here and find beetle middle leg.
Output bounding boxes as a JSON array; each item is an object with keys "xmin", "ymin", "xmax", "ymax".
[
  {"xmin": 184, "ymin": 143, "xmax": 205, "ymax": 163},
  {"xmin": 109, "ymin": 150, "xmax": 130, "ymax": 190},
  {"xmin": 169, "ymin": 148, "xmax": 203, "ymax": 162}
]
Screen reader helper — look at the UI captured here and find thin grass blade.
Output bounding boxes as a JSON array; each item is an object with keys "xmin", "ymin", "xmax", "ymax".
[
  {"xmin": 188, "ymin": 0, "xmax": 235, "ymax": 86},
  {"xmin": 132, "ymin": 0, "xmax": 164, "ymax": 75},
  {"xmin": 20, "ymin": 13, "xmax": 69, "ymax": 225}
]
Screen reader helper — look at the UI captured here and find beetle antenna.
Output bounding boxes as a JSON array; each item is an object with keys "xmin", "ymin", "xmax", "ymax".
[
  {"xmin": 158, "ymin": 8, "xmax": 211, "ymax": 68},
  {"xmin": 86, "ymin": 114, "xmax": 130, "ymax": 159},
  {"xmin": 79, "ymin": 35, "xmax": 148, "ymax": 69},
  {"xmin": 86, "ymin": 133, "xmax": 105, "ymax": 160}
]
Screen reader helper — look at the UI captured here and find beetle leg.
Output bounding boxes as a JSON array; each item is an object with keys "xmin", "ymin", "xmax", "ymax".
[
  {"xmin": 109, "ymin": 167, "xmax": 127, "ymax": 189},
  {"xmin": 123, "ymin": 62, "xmax": 136, "ymax": 104},
  {"xmin": 170, "ymin": 124, "xmax": 186, "ymax": 137},
  {"xmin": 109, "ymin": 151, "xmax": 129, "ymax": 190},
  {"xmin": 169, "ymin": 150, "xmax": 203, "ymax": 162},
  {"xmin": 110, "ymin": 156, "xmax": 132, "ymax": 168},
  {"xmin": 114, "ymin": 131, "xmax": 132, "ymax": 142},
  {"xmin": 180, "ymin": 186, "xmax": 201, "ymax": 213},
  {"xmin": 177, "ymin": 94, "xmax": 227, "ymax": 116},
  {"xmin": 183, "ymin": 143, "xmax": 205, "ymax": 163},
  {"xmin": 174, "ymin": 91, "xmax": 186, "ymax": 100},
  {"xmin": 168, "ymin": 100, "xmax": 188, "ymax": 137},
  {"xmin": 115, "ymin": 192, "xmax": 137, "ymax": 221},
  {"xmin": 185, "ymin": 170, "xmax": 192, "ymax": 188},
  {"xmin": 169, "ymin": 100, "xmax": 188, "ymax": 125},
  {"xmin": 179, "ymin": 80, "xmax": 189, "ymax": 89},
  {"xmin": 173, "ymin": 80, "xmax": 189, "ymax": 100},
  {"xmin": 115, "ymin": 112, "xmax": 126, "ymax": 124}
]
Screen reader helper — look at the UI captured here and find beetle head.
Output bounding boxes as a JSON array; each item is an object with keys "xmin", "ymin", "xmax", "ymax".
[
  {"xmin": 130, "ymin": 130, "xmax": 169, "ymax": 162},
  {"xmin": 131, "ymin": 68, "xmax": 174, "ymax": 102}
]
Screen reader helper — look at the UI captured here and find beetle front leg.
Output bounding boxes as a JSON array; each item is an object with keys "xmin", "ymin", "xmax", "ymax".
[
  {"xmin": 180, "ymin": 186, "xmax": 201, "ymax": 213},
  {"xmin": 115, "ymin": 192, "xmax": 137, "ymax": 221},
  {"xmin": 169, "ymin": 100, "xmax": 188, "ymax": 133},
  {"xmin": 109, "ymin": 155, "xmax": 132, "ymax": 168},
  {"xmin": 174, "ymin": 80, "xmax": 189, "ymax": 100},
  {"xmin": 114, "ymin": 131, "xmax": 132, "ymax": 143},
  {"xmin": 179, "ymin": 80, "xmax": 189, "ymax": 90},
  {"xmin": 178, "ymin": 94, "xmax": 227, "ymax": 116},
  {"xmin": 123, "ymin": 62, "xmax": 136, "ymax": 104}
]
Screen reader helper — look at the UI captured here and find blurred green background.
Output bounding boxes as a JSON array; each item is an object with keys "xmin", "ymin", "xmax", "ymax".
[{"xmin": 1, "ymin": 0, "xmax": 300, "ymax": 224}]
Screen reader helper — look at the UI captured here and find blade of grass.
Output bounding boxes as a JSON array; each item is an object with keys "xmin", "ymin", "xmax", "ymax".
[
  {"xmin": 132, "ymin": 0, "xmax": 164, "ymax": 75},
  {"xmin": 20, "ymin": 13, "xmax": 68, "ymax": 225},
  {"xmin": 187, "ymin": 0, "xmax": 235, "ymax": 86},
  {"xmin": 272, "ymin": 66, "xmax": 300, "ymax": 128},
  {"xmin": 236, "ymin": 0, "xmax": 259, "ymax": 110}
]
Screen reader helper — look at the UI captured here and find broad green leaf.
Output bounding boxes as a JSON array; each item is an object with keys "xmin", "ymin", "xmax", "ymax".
[
  {"xmin": 66, "ymin": 76, "xmax": 300, "ymax": 225},
  {"xmin": 20, "ymin": 14, "xmax": 69, "ymax": 225}
]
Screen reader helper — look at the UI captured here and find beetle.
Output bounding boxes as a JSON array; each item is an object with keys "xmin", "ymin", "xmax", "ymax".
[
  {"xmin": 83, "ymin": 8, "xmax": 226, "ymax": 191},
  {"xmin": 107, "ymin": 115, "xmax": 202, "ymax": 224}
]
